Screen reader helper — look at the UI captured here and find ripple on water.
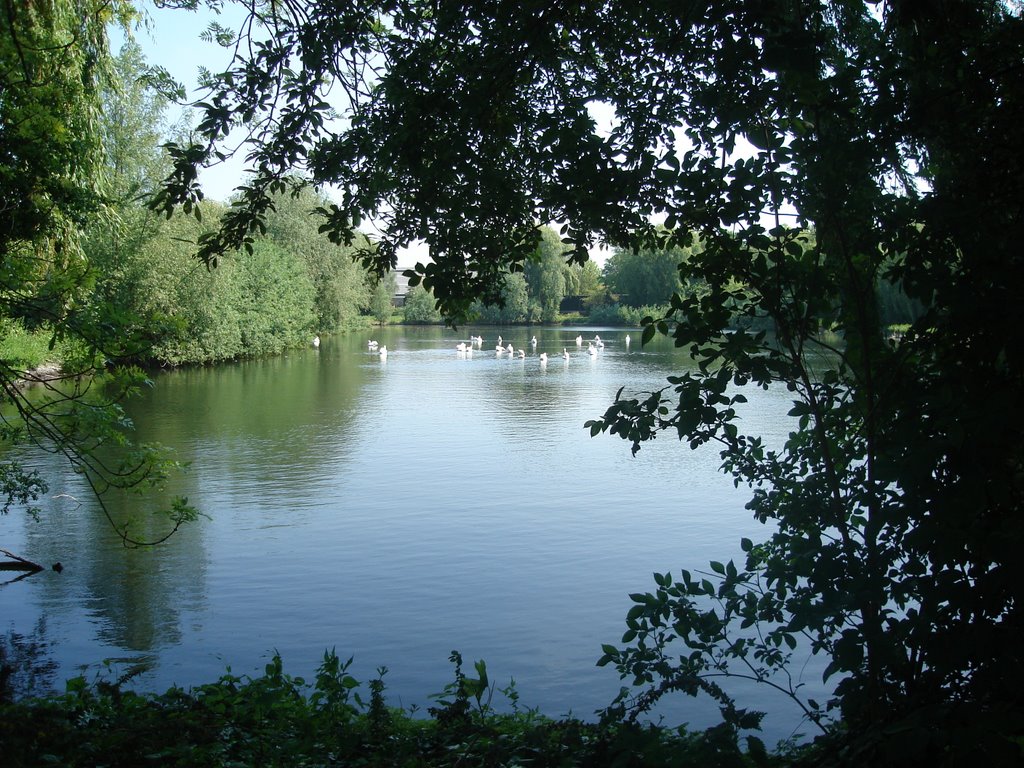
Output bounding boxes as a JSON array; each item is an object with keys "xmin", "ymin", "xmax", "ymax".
[{"xmin": 0, "ymin": 328, "xmax": 817, "ymax": 743}]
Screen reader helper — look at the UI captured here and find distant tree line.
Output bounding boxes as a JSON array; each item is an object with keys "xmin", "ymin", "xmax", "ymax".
[
  {"xmin": 76, "ymin": 43, "xmax": 378, "ymax": 368},
  {"xmin": 407, "ymin": 228, "xmax": 922, "ymax": 330},
  {"xmin": 59, "ymin": 45, "xmax": 923, "ymax": 348},
  {"xmin": 4, "ymin": 38, "xmax": 924, "ymax": 365}
]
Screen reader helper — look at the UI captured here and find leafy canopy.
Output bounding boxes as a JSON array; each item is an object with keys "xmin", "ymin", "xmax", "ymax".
[
  {"xmin": 161, "ymin": 0, "xmax": 1024, "ymax": 761},
  {"xmin": 1, "ymin": 1, "xmax": 197, "ymax": 545}
]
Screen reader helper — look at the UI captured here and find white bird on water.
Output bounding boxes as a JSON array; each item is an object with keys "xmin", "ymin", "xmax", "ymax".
[
  {"xmin": 379, "ymin": 346, "xmax": 388, "ymax": 360},
  {"xmin": 507, "ymin": 343, "xmax": 514, "ymax": 354},
  {"xmin": 518, "ymin": 349, "xmax": 526, "ymax": 359},
  {"xmin": 575, "ymin": 334, "xmax": 583, "ymax": 346},
  {"xmin": 562, "ymin": 348, "xmax": 570, "ymax": 359},
  {"xmin": 539, "ymin": 352, "xmax": 548, "ymax": 364},
  {"xmin": 367, "ymin": 340, "xmax": 379, "ymax": 350},
  {"xmin": 625, "ymin": 334, "xmax": 631, "ymax": 346},
  {"xmin": 531, "ymin": 336, "xmax": 538, "ymax": 348},
  {"xmin": 312, "ymin": 335, "xmax": 320, "ymax": 348}
]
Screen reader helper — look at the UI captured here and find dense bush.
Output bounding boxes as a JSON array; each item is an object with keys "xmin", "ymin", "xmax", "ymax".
[
  {"xmin": 470, "ymin": 273, "xmax": 531, "ymax": 324},
  {"xmin": 403, "ymin": 283, "xmax": 442, "ymax": 324},
  {"xmin": 0, "ymin": 652, "xmax": 790, "ymax": 768},
  {"xmin": 587, "ymin": 303, "xmax": 669, "ymax": 327},
  {"xmin": 230, "ymin": 241, "xmax": 316, "ymax": 355}
]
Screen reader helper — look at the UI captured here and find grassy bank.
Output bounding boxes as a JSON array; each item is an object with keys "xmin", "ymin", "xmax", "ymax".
[{"xmin": 0, "ymin": 321, "xmax": 63, "ymax": 373}]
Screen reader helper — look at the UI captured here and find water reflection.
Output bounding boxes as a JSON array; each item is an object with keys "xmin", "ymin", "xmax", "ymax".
[
  {"xmin": 0, "ymin": 617, "xmax": 59, "ymax": 700},
  {"xmin": 0, "ymin": 326, "xmax": 815, "ymax": 741},
  {"xmin": 14, "ymin": 461, "xmax": 205, "ymax": 657}
]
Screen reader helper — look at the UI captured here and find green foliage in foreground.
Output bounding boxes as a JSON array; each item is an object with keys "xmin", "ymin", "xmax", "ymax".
[{"xmin": 0, "ymin": 651, "xmax": 796, "ymax": 768}]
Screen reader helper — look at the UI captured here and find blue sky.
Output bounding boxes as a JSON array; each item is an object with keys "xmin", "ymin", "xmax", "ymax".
[{"xmin": 122, "ymin": 2, "xmax": 247, "ymax": 203}]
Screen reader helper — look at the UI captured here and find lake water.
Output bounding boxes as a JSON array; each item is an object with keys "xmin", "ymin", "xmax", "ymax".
[{"xmin": 1, "ymin": 326, "xmax": 825, "ymax": 743}]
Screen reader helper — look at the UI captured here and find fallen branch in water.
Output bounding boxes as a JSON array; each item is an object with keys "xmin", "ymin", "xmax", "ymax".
[{"xmin": 0, "ymin": 549, "xmax": 44, "ymax": 572}]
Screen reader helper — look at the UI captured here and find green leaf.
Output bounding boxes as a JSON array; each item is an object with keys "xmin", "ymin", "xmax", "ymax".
[
  {"xmin": 626, "ymin": 604, "xmax": 646, "ymax": 621},
  {"xmin": 746, "ymin": 735, "xmax": 770, "ymax": 766}
]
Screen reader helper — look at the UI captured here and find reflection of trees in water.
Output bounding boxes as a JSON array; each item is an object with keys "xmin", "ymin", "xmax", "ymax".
[
  {"xmin": 16, "ymin": 450, "xmax": 206, "ymax": 655},
  {"xmin": 9, "ymin": 341, "xmax": 373, "ymax": 668},
  {"xmin": 1, "ymin": 617, "xmax": 59, "ymax": 702},
  {"xmin": 133, "ymin": 341, "xmax": 369, "ymax": 450},
  {"xmin": 79, "ymin": 487, "xmax": 207, "ymax": 653},
  {"xmin": 127, "ymin": 342, "xmax": 371, "ymax": 522}
]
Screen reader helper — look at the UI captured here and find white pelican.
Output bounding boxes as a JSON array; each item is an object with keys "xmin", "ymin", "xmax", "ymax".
[
  {"xmin": 312, "ymin": 336, "xmax": 321, "ymax": 348},
  {"xmin": 575, "ymin": 334, "xmax": 583, "ymax": 346}
]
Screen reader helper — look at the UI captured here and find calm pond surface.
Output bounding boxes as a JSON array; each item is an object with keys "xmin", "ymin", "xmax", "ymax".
[{"xmin": 1, "ymin": 326, "xmax": 825, "ymax": 742}]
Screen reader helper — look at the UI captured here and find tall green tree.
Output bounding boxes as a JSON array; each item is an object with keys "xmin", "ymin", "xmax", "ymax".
[
  {"xmin": 142, "ymin": 201, "xmax": 247, "ymax": 365},
  {"xmin": 83, "ymin": 47, "xmax": 333, "ymax": 365},
  {"xmin": 261, "ymin": 185, "xmax": 370, "ymax": 333},
  {"xmin": 230, "ymin": 240, "xmax": 315, "ymax": 354},
  {"xmin": 523, "ymin": 226, "xmax": 568, "ymax": 322},
  {"xmin": 83, "ymin": 40, "xmax": 176, "ymax": 347},
  {"xmin": 368, "ymin": 272, "xmax": 397, "ymax": 325},
  {"xmin": 471, "ymin": 272, "xmax": 530, "ymax": 325},
  {"xmin": 602, "ymin": 243, "xmax": 686, "ymax": 307},
  {"xmin": 1, "ymin": 1, "xmax": 195, "ymax": 545},
  {"xmin": 566, "ymin": 259, "xmax": 605, "ymax": 310},
  {"xmin": 402, "ymin": 283, "xmax": 441, "ymax": 324},
  {"xmin": 159, "ymin": 0, "xmax": 1024, "ymax": 759}
]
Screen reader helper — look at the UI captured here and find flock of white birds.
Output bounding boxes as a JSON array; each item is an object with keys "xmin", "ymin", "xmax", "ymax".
[{"xmin": 355, "ymin": 333, "xmax": 632, "ymax": 363}]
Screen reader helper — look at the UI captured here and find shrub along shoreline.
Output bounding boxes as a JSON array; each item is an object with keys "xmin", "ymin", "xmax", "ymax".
[{"xmin": 0, "ymin": 651, "xmax": 804, "ymax": 767}]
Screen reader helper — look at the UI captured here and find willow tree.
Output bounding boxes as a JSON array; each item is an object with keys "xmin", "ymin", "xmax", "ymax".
[
  {"xmin": 523, "ymin": 226, "xmax": 569, "ymax": 323},
  {"xmin": 1, "ymin": 2, "xmax": 195, "ymax": 545},
  {"xmin": 157, "ymin": 1, "xmax": 1024, "ymax": 761}
]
